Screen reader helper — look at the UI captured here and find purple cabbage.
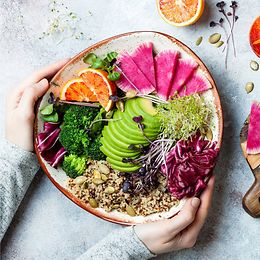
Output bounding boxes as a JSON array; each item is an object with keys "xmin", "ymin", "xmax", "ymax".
[
  {"xmin": 161, "ymin": 135, "xmax": 219, "ymax": 199},
  {"xmin": 36, "ymin": 122, "xmax": 66, "ymax": 168}
]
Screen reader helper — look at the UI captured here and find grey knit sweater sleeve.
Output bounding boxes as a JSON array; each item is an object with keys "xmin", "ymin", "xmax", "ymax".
[
  {"xmin": 0, "ymin": 138, "xmax": 155, "ymax": 259},
  {"xmin": 0, "ymin": 138, "xmax": 39, "ymax": 240},
  {"xmin": 77, "ymin": 226, "xmax": 156, "ymax": 260}
]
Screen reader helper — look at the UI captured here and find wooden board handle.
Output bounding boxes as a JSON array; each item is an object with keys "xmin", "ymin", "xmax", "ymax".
[{"xmin": 242, "ymin": 171, "xmax": 260, "ymax": 218}]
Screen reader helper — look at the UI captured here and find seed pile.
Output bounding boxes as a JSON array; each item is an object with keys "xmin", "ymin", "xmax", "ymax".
[{"xmin": 67, "ymin": 160, "xmax": 179, "ymax": 216}]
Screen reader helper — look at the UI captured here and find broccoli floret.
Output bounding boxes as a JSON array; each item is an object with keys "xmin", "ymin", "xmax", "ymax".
[
  {"xmin": 62, "ymin": 154, "xmax": 86, "ymax": 178},
  {"xmin": 88, "ymin": 135, "xmax": 106, "ymax": 161},
  {"xmin": 59, "ymin": 106, "xmax": 99, "ymax": 155}
]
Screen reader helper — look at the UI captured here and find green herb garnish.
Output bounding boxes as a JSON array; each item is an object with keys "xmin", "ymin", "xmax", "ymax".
[
  {"xmin": 156, "ymin": 94, "xmax": 211, "ymax": 141},
  {"xmin": 83, "ymin": 52, "xmax": 120, "ymax": 81}
]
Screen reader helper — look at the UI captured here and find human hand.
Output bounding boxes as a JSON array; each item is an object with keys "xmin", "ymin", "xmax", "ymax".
[
  {"xmin": 5, "ymin": 59, "xmax": 69, "ymax": 152},
  {"xmin": 134, "ymin": 177, "xmax": 215, "ymax": 255}
]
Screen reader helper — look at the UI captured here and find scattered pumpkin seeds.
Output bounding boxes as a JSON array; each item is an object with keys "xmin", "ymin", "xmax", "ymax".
[
  {"xmin": 93, "ymin": 170, "xmax": 101, "ymax": 179},
  {"xmin": 245, "ymin": 82, "xmax": 254, "ymax": 94},
  {"xmin": 92, "ymin": 178, "xmax": 104, "ymax": 185},
  {"xmin": 215, "ymin": 41, "xmax": 224, "ymax": 48},
  {"xmin": 196, "ymin": 36, "xmax": 203, "ymax": 46},
  {"xmin": 89, "ymin": 198, "xmax": 98, "ymax": 208},
  {"xmin": 209, "ymin": 33, "xmax": 221, "ymax": 44},
  {"xmin": 104, "ymin": 186, "xmax": 115, "ymax": 194},
  {"xmin": 98, "ymin": 164, "xmax": 110, "ymax": 175},
  {"xmin": 126, "ymin": 205, "xmax": 136, "ymax": 216},
  {"xmin": 101, "ymin": 174, "xmax": 108, "ymax": 182},
  {"xmin": 74, "ymin": 176, "xmax": 87, "ymax": 185},
  {"xmin": 250, "ymin": 60, "xmax": 259, "ymax": 71}
]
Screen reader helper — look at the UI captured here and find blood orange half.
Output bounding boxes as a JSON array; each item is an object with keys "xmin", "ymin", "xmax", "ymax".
[
  {"xmin": 60, "ymin": 78, "xmax": 97, "ymax": 102},
  {"xmin": 79, "ymin": 68, "xmax": 117, "ymax": 111}
]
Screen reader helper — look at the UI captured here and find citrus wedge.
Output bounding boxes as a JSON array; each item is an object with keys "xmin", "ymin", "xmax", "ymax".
[
  {"xmin": 157, "ymin": 0, "xmax": 204, "ymax": 27},
  {"xmin": 60, "ymin": 78, "xmax": 97, "ymax": 102},
  {"xmin": 78, "ymin": 68, "xmax": 116, "ymax": 111}
]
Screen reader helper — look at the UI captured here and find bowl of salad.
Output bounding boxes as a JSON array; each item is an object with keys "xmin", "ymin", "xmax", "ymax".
[{"xmin": 34, "ymin": 31, "xmax": 223, "ymax": 225}]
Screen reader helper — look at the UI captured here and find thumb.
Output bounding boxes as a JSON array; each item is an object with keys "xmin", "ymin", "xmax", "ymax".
[
  {"xmin": 167, "ymin": 197, "xmax": 201, "ymax": 236},
  {"xmin": 18, "ymin": 78, "xmax": 49, "ymax": 115}
]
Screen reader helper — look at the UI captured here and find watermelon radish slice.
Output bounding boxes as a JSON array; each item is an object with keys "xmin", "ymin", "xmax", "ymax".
[
  {"xmin": 178, "ymin": 71, "xmax": 212, "ymax": 97},
  {"xmin": 154, "ymin": 50, "xmax": 179, "ymax": 100},
  {"xmin": 246, "ymin": 101, "xmax": 260, "ymax": 154},
  {"xmin": 116, "ymin": 53, "xmax": 155, "ymax": 94},
  {"xmin": 132, "ymin": 42, "xmax": 156, "ymax": 88},
  {"xmin": 168, "ymin": 59, "xmax": 198, "ymax": 98}
]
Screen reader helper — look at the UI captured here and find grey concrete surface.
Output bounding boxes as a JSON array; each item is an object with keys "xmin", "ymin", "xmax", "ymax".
[{"xmin": 0, "ymin": 0, "xmax": 260, "ymax": 259}]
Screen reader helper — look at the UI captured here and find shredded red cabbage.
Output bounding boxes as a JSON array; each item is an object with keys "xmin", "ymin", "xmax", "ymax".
[
  {"xmin": 36, "ymin": 122, "xmax": 66, "ymax": 168},
  {"xmin": 161, "ymin": 135, "xmax": 219, "ymax": 199}
]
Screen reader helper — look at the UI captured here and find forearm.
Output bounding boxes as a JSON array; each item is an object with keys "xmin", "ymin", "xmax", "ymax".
[
  {"xmin": 0, "ymin": 138, "xmax": 39, "ymax": 241},
  {"xmin": 76, "ymin": 226, "xmax": 155, "ymax": 260}
]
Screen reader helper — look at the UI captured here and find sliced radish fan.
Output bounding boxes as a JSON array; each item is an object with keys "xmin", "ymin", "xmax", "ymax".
[{"xmin": 115, "ymin": 42, "xmax": 212, "ymax": 99}]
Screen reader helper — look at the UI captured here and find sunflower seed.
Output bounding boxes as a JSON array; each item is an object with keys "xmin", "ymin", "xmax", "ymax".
[{"xmin": 126, "ymin": 205, "xmax": 136, "ymax": 216}]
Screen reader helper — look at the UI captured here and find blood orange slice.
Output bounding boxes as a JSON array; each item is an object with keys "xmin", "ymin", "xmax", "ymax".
[
  {"xmin": 78, "ymin": 68, "xmax": 116, "ymax": 111},
  {"xmin": 157, "ymin": 0, "xmax": 204, "ymax": 27},
  {"xmin": 60, "ymin": 78, "xmax": 97, "ymax": 102}
]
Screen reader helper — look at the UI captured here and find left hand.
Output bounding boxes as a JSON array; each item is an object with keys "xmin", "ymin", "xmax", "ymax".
[{"xmin": 5, "ymin": 59, "xmax": 69, "ymax": 151}]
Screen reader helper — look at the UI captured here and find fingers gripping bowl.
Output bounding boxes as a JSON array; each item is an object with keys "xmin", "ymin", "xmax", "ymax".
[{"xmin": 34, "ymin": 31, "xmax": 223, "ymax": 225}]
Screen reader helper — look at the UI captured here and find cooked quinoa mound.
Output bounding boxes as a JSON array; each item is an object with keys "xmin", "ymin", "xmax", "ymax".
[{"xmin": 67, "ymin": 160, "xmax": 179, "ymax": 216}]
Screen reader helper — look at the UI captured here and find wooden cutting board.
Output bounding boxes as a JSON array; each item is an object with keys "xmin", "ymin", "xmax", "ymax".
[{"xmin": 240, "ymin": 118, "xmax": 260, "ymax": 218}]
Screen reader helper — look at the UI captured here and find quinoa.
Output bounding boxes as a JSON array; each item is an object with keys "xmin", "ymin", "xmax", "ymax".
[{"xmin": 67, "ymin": 160, "xmax": 179, "ymax": 216}]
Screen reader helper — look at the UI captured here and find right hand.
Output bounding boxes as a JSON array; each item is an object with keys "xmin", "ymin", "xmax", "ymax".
[{"xmin": 135, "ymin": 176, "xmax": 215, "ymax": 254}]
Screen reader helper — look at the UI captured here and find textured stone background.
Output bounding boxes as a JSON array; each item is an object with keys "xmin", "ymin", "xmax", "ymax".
[{"xmin": 0, "ymin": 0, "xmax": 260, "ymax": 259}]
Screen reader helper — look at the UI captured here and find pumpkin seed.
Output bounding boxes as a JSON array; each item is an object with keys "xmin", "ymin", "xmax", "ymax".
[
  {"xmin": 93, "ymin": 170, "xmax": 101, "ymax": 179},
  {"xmin": 126, "ymin": 205, "xmax": 136, "ymax": 216},
  {"xmin": 116, "ymin": 100, "xmax": 125, "ymax": 112},
  {"xmin": 126, "ymin": 90, "xmax": 138, "ymax": 98},
  {"xmin": 215, "ymin": 41, "xmax": 224, "ymax": 48},
  {"xmin": 208, "ymin": 33, "xmax": 221, "ymax": 44},
  {"xmin": 206, "ymin": 128, "xmax": 213, "ymax": 141},
  {"xmin": 92, "ymin": 178, "xmax": 104, "ymax": 185},
  {"xmin": 89, "ymin": 198, "xmax": 98, "ymax": 208},
  {"xmin": 250, "ymin": 60, "xmax": 259, "ymax": 71},
  {"xmin": 98, "ymin": 164, "xmax": 110, "ymax": 175},
  {"xmin": 101, "ymin": 174, "xmax": 108, "ymax": 182},
  {"xmin": 74, "ymin": 176, "xmax": 87, "ymax": 185},
  {"xmin": 112, "ymin": 204, "xmax": 120, "ymax": 209},
  {"xmin": 196, "ymin": 36, "xmax": 203, "ymax": 46},
  {"xmin": 104, "ymin": 186, "xmax": 115, "ymax": 194},
  {"xmin": 245, "ymin": 82, "xmax": 254, "ymax": 94}
]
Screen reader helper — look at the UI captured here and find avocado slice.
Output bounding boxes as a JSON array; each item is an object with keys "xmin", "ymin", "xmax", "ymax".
[
  {"xmin": 107, "ymin": 157, "xmax": 140, "ymax": 172},
  {"xmin": 101, "ymin": 141, "xmax": 139, "ymax": 158},
  {"xmin": 112, "ymin": 110, "xmax": 159, "ymax": 138},
  {"xmin": 102, "ymin": 126, "xmax": 129, "ymax": 149},
  {"xmin": 107, "ymin": 123, "xmax": 149, "ymax": 145}
]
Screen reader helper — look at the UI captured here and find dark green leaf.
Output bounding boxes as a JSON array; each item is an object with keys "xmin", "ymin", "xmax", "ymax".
[
  {"xmin": 108, "ymin": 71, "xmax": 120, "ymax": 81},
  {"xmin": 91, "ymin": 57, "xmax": 104, "ymax": 69},
  {"xmin": 83, "ymin": 53, "xmax": 97, "ymax": 64},
  {"xmin": 41, "ymin": 112, "xmax": 59, "ymax": 123},
  {"xmin": 40, "ymin": 104, "xmax": 54, "ymax": 115},
  {"xmin": 106, "ymin": 52, "xmax": 118, "ymax": 62}
]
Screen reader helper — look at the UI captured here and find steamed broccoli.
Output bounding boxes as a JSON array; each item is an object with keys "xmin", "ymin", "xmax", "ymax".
[
  {"xmin": 88, "ymin": 135, "xmax": 106, "ymax": 161},
  {"xmin": 59, "ymin": 106, "xmax": 99, "ymax": 155},
  {"xmin": 62, "ymin": 154, "xmax": 86, "ymax": 178}
]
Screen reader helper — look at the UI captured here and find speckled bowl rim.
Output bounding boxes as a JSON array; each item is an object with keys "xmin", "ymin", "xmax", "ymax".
[{"xmin": 34, "ymin": 31, "xmax": 223, "ymax": 226}]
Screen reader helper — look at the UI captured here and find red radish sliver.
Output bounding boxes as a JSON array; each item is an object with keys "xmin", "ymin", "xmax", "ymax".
[
  {"xmin": 116, "ymin": 52, "xmax": 155, "ymax": 94},
  {"xmin": 131, "ymin": 42, "xmax": 156, "ymax": 88},
  {"xmin": 168, "ymin": 59, "xmax": 198, "ymax": 98},
  {"xmin": 247, "ymin": 101, "xmax": 260, "ymax": 154},
  {"xmin": 178, "ymin": 71, "xmax": 212, "ymax": 97},
  {"xmin": 155, "ymin": 50, "xmax": 179, "ymax": 100}
]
